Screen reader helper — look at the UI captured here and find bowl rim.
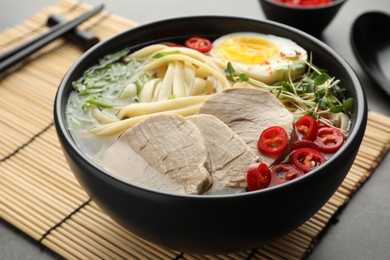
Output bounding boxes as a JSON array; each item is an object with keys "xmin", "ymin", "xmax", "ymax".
[
  {"xmin": 55, "ymin": 15, "xmax": 366, "ymax": 200},
  {"xmin": 350, "ymin": 11, "xmax": 390, "ymax": 96},
  {"xmin": 261, "ymin": 0, "xmax": 347, "ymax": 10}
]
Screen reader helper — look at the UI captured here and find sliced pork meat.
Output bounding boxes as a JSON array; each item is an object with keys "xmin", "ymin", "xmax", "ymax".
[
  {"xmin": 102, "ymin": 114, "xmax": 212, "ymax": 195},
  {"xmin": 199, "ymin": 88, "xmax": 294, "ymax": 166},
  {"xmin": 187, "ymin": 114, "xmax": 258, "ymax": 193}
]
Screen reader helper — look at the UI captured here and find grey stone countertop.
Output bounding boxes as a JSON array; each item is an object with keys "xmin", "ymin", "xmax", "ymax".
[{"xmin": 0, "ymin": 0, "xmax": 389, "ymax": 259}]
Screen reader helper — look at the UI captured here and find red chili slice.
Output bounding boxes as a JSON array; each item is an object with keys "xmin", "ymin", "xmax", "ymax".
[
  {"xmin": 292, "ymin": 140, "xmax": 320, "ymax": 151},
  {"xmin": 185, "ymin": 37, "xmax": 212, "ymax": 53},
  {"xmin": 314, "ymin": 127, "xmax": 345, "ymax": 153},
  {"xmin": 270, "ymin": 163, "xmax": 304, "ymax": 186},
  {"xmin": 295, "ymin": 115, "xmax": 319, "ymax": 141},
  {"xmin": 258, "ymin": 126, "xmax": 289, "ymax": 156},
  {"xmin": 274, "ymin": 0, "xmax": 333, "ymax": 6},
  {"xmin": 290, "ymin": 148, "xmax": 326, "ymax": 173},
  {"xmin": 246, "ymin": 163, "xmax": 271, "ymax": 191}
]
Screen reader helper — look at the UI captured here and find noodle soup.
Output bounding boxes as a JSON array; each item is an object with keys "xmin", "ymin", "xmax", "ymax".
[{"xmin": 66, "ymin": 33, "xmax": 353, "ymax": 195}]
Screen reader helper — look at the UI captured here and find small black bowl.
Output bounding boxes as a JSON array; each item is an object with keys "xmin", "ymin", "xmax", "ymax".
[
  {"xmin": 54, "ymin": 16, "xmax": 366, "ymax": 254},
  {"xmin": 351, "ymin": 11, "xmax": 390, "ymax": 97},
  {"xmin": 259, "ymin": 0, "xmax": 347, "ymax": 37}
]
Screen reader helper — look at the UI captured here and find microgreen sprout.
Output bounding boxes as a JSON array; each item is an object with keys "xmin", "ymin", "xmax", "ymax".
[
  {"xmin": 229, "ymin": 55, "xmax": 354, "ymax": 126},
  {"xmin": 225, "ymin": 62, "xmax": 250, "ymax": 82}
]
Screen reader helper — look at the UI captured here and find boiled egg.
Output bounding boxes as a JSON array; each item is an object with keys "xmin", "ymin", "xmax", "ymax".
[{"xmin": 210, "ymin": 32, "xmax": 308, "ymax": 84}]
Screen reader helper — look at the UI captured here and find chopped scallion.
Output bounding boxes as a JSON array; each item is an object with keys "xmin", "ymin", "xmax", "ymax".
[{"xmin": 152, "ymin": 50, "xmax": 180, "ymax": 59}]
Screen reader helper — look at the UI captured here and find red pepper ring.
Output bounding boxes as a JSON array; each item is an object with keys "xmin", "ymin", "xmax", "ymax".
[
  {"xmin": 257, "ymin": 126, "xmax": 289, "ymax": 156},
  {"xmin": 314, "ymin": 127, "xmax": 345, "ymax": 154},
  {"xmin": 246, "ymin": 163, "xmax": 271, "ymax": 191},
  {"xmin": 290, "ymin": 147, "xmax": 326, "ymax": 173},
  {"xmin": 270, "ymin": 163, "xmax": 304, "ymax": 186},
  {"xmin": 295, "ymin": 115, "xmax": 319, "ymax": 141},
  {"xmin": 292, "ymin": 139, "xmax": 320, "ymax": 151},
  {"xmin": 184, "ymin": 37, "xmax": 212, "ymax": 53}
]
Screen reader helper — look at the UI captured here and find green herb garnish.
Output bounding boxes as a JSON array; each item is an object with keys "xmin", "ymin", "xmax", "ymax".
[
  {"xmin": 135, "ymin": 73, "xmax": 151, "ymax": 93},
  {"xmin": 99, "ymin": 49, "xmax": 130, "ymax": 67},
  {"xmin": 69, "ymin": 51, "xmax": 140, "ymax": 115},
  {"xmin": 225, "ymin": 62, "xmax": 249, "ymax": 82},
  {"xmin": 230, "ymin": 57, "xmax": 354, "ymax": 120},
  {"xmin": 152, "ymin": 50, "xmax": 180, "ymax": 59}
]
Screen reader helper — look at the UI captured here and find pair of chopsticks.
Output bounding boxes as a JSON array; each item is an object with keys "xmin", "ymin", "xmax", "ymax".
[{"xmin": 0, "ymin": 3, "xmax": 105, "ymax": 74}]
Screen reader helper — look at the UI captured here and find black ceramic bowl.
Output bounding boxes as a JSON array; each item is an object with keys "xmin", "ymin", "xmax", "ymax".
[
  {"xmin": 259, "ymin": 0, "xmax": 347, "ymax": 36},
  {"xmin": 351, "ymin": 11, "xmax": 390, "ymax": 96},
  {"xmin": 54, "ymin": 16, "xmax": 366, "ymax": 254}
]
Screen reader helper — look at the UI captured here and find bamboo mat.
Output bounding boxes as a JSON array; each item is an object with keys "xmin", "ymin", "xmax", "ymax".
[{"xmin": 0, "ymin": 0, "xmax": 389, "ymax": 259}]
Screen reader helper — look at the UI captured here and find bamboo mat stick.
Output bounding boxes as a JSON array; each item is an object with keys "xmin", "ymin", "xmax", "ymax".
[
  {"xmin": 71, "ymin": 213, "xmax": 152, "ymax": 259},
  {"xmin": 0, "ymin": 103, "xmax": 49, "ymax": 129},
  {"xmin": 20, "ymin": 142, "xmax": 75, "ymax": 178},
  {"xmin": 0, "ymin": 127, "xmax": 29, "ymax": 152},
  {"xmin": 57, "ymin": 225, "xmax": 124, "ymax": 259},
  {"xmin": 5, "ymin": 140, "xmax": 78, "ymax": 184},
  {"xmin": 362, "ymin": 136, "xmax": 386, "ymax": 150},
  {"xmin": 23, "ymin": 58, "xmax": 71, "ymax": 85},
  {"xmin": 307, "ymin": 217, "xmax": 327, "ymax": 230},
  {"xmin": 44, "ymin": 227, "xmax": 102, "ymax": 259},
  {"xmin": 0, "ymin": 77, "xmax": 54, "ymax": 109},
  {"xmin": 345, "ymin": 171, "xmax": 363, "ymax": 183},
  {"xmin": 80, "ymin": 206, "xmax": 178, "ymax": 259},
  {"xmin": 321, "ymin": 202, "xmax": 338, "ymax": 216},
  {"xmin": 366, "ymin": 121, "xmax": 390, "ymax": 136},
  {"xmin": 103, "ymin": 12, "xmax": 139, "ymax": 28},
  {"xmin": 313, "ymin": 209, "xmax": 332, "ymax": 223},
  {"xmin": 39, "ymin": 128, "xmax": 64, "ymax": 148},
  {"xmin": 1, "ymin": 164, "xmax": 76, "ymax": 219},
  {"xmin": 13, "ymin": 152, "xmax": 89, "ymax": 201},
  {"xmin": 250, "ymin": 253, "xmax": 270, "ymax": 260},
  {"xmin": 28, "ymin": 137, "xmax": 70, "ymax": 164},
  {"xmin": 0, "ymin": 93, "xmax": 51, "ymax": 124},
  {"xmin": 279, "ymin": 236, "xmax": 310, "ymax": 254},
  {"xmin": 4, "ymin": 156, "xmax": 85, "ymax": 206},
  {"xmin": 268, "ymin": 240, "xmax": 304, "ymax": 258},
  {"xmin": 42, "ymin": 237, "xmax": 79, "ymax": 260},
  {"xmin": 0, "ymin": 107, "xmax": 48, "ymax": 133},
  {"xmin": 256, "ymin": 246, "xmax": 286, "ymax": 260},
  {"xmin": 1, "ymin": 112, "xmax": 39, "ymax": 136},
  {"xmin": 0, "ymin": 26, "xmax": 39, "ymax": 45},
  {"xmin": 0, "ymin": 188, "xmax": 53, "ymax": 231},
  {"xmin": 59, "ymin": 0, "xmax": 82, "ymax": 10},
  {"xmin": 63, "ymin": 220, "xmax": 128, "ymax": 259},
  {"xmin": 49, "ymin": 44, "xmax": 83, "ymax": 59},
  {"xmin": 0, "ymin": 203, "xmax": 44, "ymax": 241},
  {"xmin": 0, "ymin": 82, "xmax": 52, "ymax": 111},
  {"xmin": 28, "ymin": 148, "xmax": 73, "ymax": 179},
  {"xmin": 284, "ymin": 231, "xmax": 313, "ymax": 248},
  {"xmin": 367, "ymin": 120, "xmax": 390, "ymax": 135}
]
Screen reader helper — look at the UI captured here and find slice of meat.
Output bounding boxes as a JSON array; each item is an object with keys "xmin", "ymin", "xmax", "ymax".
[
  {"xmin": 199, "ymin": 88, "xmax": 294, "ymax": 166},
  {"xmin": 102, "ymin": 114, "xmax": 212, "ymax": 195},
  {"xmin": 187, "ymin": 114, "xmax": 258, "ymax": 193}
]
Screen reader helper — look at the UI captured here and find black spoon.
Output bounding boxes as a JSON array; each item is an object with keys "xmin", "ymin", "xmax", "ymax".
[{"xmin": 351, "ymin": 11, "xmax": 390, "ymax": 97}]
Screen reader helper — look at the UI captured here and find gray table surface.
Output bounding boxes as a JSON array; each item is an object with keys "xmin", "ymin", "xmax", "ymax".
[{"xmin": 1, "ymin": 0, "xmax": 389, "ymax": 259}]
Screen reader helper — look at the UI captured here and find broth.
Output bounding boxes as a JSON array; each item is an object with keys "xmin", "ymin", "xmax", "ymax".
[{"xmin": 66, "ymin": 33, "xmax": 352, "ymax": 195}]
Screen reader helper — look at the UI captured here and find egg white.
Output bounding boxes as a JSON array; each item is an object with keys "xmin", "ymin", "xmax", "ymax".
[{"xmin": 210, "ymin": 32, "xmax": 308, "ymax": 84}]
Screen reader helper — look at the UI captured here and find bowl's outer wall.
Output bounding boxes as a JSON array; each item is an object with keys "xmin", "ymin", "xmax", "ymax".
[
  {"xmin": 54, "ymin": 16, "xmax": 367, "ymax": 254},
  {"xmin": 259, "ymin": 0, "xmax": 346, "ymax": 36},
  {"xmin": 351, "ymin": 12, "xmax": 390, "ymax": 96}
]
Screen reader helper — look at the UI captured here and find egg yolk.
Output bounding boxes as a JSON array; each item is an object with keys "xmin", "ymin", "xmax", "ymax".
[{"xmin": 214, "ymin": 37, "xmax": 278, "ymax": 64}]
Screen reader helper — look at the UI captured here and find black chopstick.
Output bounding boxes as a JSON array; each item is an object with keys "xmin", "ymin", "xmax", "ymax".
[{"xmin": 0, "ymin": 3, "xmax": 104, "ymax": 74}]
